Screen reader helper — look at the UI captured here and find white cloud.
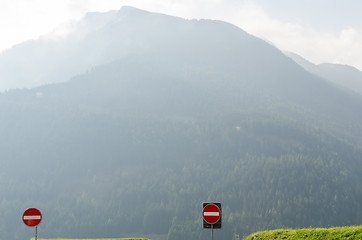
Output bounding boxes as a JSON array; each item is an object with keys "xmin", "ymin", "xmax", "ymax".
[
  {"xmin": 0, "ymin": 0, "xmax": 76, "ymax": 50},
  {"xmin": 0, "ymin": 0, "xmax": 124, "ymax": 51},
  {"xmin": 224, "ymin": 1, "xmax": 362, "ymax": 70}
]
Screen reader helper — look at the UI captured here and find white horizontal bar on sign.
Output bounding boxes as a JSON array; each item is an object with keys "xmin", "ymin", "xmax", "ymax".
[
  {"xmin": 203, "ymin": 212, "xmax": 220, "ymax": 216},
  {"xmin": 24, "ymin": 216, "xmax": 41, "ymax": 220}
]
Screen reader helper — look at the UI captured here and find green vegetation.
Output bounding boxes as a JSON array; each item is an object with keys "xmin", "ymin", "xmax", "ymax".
[{"xmin": 244, "ymin": 226, "xmax": 362, "ymax": 240}]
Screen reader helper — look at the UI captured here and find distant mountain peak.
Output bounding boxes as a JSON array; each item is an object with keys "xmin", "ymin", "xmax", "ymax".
[
  {"xmin": 72, "ymin": 6, "xmax": 154, "ymax": 35},
  {"xmin": 119, "ymin": 5, "xmax": 150, "ymax": 14},
  {"xmin": 0, "ymin": 6, "xmax": 339, "ymax": 95}
]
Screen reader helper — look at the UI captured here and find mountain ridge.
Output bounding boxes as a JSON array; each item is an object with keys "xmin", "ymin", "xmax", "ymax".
[
  {"xmin": 285, "ymin": 51, "xmax": 362, "ymax": 95},
  {"xmin": 0, "ymin": 6, "xmax": 309, "ymax": 91}
]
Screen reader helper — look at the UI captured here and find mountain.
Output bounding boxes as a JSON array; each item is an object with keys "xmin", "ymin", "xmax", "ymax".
[
  {"xmin": 0, "ymin": 6, "xmax": 361, "ymax": 240},
  {"xmin": 0, "ymin": 7, "xmax": 136, "ymax": 90},
  {"xmin": 285, "ymin": 52, "xmax": 362, "ymax": 95}
]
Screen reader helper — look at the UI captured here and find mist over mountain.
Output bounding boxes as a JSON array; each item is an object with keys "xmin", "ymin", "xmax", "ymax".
[
  {"xmin": 285, "ymin": 52, "xmax": 362, "ymax": 95},
  {"xmin": 0, "ymin": 6, "xmax": 177, "ymax": 90},
  {"xmin": 0, "ymin": 6, "xmax": 361, "ymax": 240}
]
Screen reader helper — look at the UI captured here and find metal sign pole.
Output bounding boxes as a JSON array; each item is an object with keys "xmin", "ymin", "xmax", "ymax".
[
  {"xmin": 35, "ymin": 226, "xmax": 38, "ymax": 240},
  {"xmin": 211, "ymin": 224, "xmax": 214, "ymax": 240}
]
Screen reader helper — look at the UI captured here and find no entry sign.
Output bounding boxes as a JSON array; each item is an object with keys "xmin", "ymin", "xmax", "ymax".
[
  {"xmin": 23, "ymin": 208, "xmax": 42, "ymax": 227},
  {"xmin": 203, "ymin": 202, "xmax": 222, "ymax": 229},
  {"xmin": 203, "ymin": 203, "xmax": 221, "ymax": 224}
]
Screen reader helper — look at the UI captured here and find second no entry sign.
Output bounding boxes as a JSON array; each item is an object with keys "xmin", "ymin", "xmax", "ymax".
[
  {"xmin": 202, "ymin": 202, "xmax": 222, "ymax": 229},
  {"xmin": 203, "ymin": 203, "xmax": 221, "ymax": 224}
]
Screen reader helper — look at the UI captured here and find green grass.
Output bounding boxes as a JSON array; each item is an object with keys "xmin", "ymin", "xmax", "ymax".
[{"xmin": 243, "ymin": 226, "xmax": 362, "ymax": 240}]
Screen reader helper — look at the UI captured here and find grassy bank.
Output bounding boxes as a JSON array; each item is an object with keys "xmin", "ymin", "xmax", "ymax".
[{"xmin": 244, "ymin": 226, "xmax": 362, "ymax": 240}]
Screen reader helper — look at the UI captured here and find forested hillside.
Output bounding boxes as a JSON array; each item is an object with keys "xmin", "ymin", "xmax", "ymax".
[{"xmin": 0, "ymin": 7, "xmax": 361, "ymax": 240}]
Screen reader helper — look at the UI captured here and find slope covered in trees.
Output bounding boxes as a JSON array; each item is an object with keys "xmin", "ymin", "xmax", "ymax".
[{"xmin": 0, "ymin": 7, "xmax": 361, "ymax": 240}]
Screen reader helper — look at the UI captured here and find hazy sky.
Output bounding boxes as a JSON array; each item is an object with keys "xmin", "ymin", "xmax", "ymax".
[{"xmin": 1, "ymin": 0, "xmax": 362, "ymax": 70}]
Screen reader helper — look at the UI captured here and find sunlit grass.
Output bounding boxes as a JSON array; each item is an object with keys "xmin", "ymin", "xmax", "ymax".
[{"xmin": 243, "ymin": 226, "xmax": 362, "ymax": 240}]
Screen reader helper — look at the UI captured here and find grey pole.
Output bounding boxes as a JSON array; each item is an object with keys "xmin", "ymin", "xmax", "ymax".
[
  {"xmin": 211, "ymin": 224, "xmax": 214, "ymax": 240},
  {"xmin": 35, "ymin": 226, "xmax": 37, "ymax": 240}
]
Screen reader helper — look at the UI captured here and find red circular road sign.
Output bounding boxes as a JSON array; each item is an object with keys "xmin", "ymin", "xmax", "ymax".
[
  {"xmin": 203, "ymin": 203, "xmax": 221, "ymax": 224},
  {"xmin": 23, "ymin": 208, "xmax": 42, "ymax": 227}
]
